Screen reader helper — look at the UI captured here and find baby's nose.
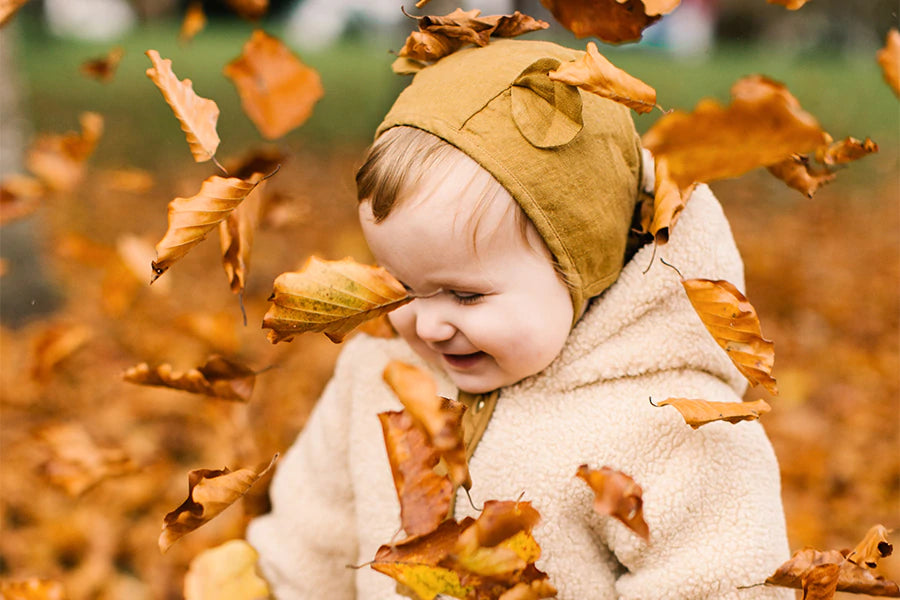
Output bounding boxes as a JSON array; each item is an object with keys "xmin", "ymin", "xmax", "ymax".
[{"xmin": 413, "ymin": 300, "xmax": 456, "ymax": 343}]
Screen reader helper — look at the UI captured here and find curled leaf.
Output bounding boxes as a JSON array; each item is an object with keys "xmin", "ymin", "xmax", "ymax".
[
  {"xmin": 766, "ymin": 154, "xmax": 835, "ymax": 198},
  {"xmin": 681, "ymin": 278, "xmax": 777, "ymax": 394},
  {"xmin": 80, "ymin": 46, "xmax": 124, "ymax": 82},
  {"xmin": 159, "ymin": 454, "xmax": 278, "ymax": 553},
  {"xmin": 801, "ymin": 564, "xmax": 840, "ymax": 600},
  {"xmin": 219, "ymin": 185, "xmax": 262, "ymax": 295},
  {"xmin": 179, "ymin": 1, "xmax": 207, "ymax": 44},
  {"xmin": 379, "ymin": 410, "xmax": 454, "ymax": 537},
  {"xmin": 123, "ymin": 355, "xmax": 256, "ymax": 402},
  {"xmin": 877, "ymin": 29, "xmax": 900, "ymax": 97},
  {"xmin": 642, "ymin": 75, "xmax": 827, "ymax": 190},
  {"xmin": 549, "ymin": 41, "xmax": 656, "ymax": 113},
  {"xmin": 847, "ymin": 525, "xmax": 893, "ymax": 569},
  {"xmin": 26, "ymin": 111, "xmax": 104, "ymax": 192},
  {"xmin": 399, "ymin": 30, "xmax": 465, "ymax": 63},
  {"xmin": 655, "ymin": 397, "xmax": 772, "ymax": 429},
  {"xmin": 540, "ymin": 0, "xmax": 669, "ymax": 43},
  {"xmin": 576, "ymin": 464, "xmax": 649, "ymax": 541},
  {"xmin": 151, "ymin": 172, "xmax": 265, "ymax": 282},
  {"xmin": 642, "ymin": 156, "xmax": 695, "ymax": 243},
  {"xmin": 145, "ymin": 49, "xmax": 220, "ymax": 162},
  {"xmin": 815, "ymin": 136, "xmax": 879, "ymax": 166},
  {"xmin": 224, "ymin": 30, "xmax": 324, "ymax": 140},
  {"xmin": 766, "ymin": 546, "xmax": 900, "ymax": 595},
  {"xmin": 454, "ymin": 501, "xmax": 543, "ymax": 577},
  {"xmin": 183, "ymin": 539, "xmax": 270, "ymax": 600},
  {"xmin": 262, "ymin": 256, "xmax": 411, "ymax": 344}
]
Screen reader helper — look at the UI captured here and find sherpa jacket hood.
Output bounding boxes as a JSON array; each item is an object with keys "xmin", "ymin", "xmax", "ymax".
[{"xmin": 247, "ymin": 185, "xmax": 791, "ymax": 599}]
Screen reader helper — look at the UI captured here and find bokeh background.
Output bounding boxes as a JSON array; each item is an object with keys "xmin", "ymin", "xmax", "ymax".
[{"xmin": 1, "ymin": 0, "xmax": 898, "ymax": 597}]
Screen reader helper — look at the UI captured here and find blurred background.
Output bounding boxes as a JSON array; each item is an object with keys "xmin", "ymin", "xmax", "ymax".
[{"xmin": 0, "ymin": 0, "xmax": 898, "ymax": 598}]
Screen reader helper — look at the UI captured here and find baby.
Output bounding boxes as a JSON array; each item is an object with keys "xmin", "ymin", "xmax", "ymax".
[{"xmin": 248, "ymin": 39, "xmax": 791, "ymax": 599}]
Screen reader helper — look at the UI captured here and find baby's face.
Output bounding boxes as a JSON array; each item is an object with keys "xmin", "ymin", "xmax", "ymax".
[{"xmin": 359, "ymin": 169, "xmax": 573, "ymax": 394}]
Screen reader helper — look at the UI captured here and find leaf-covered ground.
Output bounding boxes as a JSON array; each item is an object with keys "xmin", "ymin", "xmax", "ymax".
[{"xmin": 1, "ymin": 146, "xmax": 896, "ymax": 597}]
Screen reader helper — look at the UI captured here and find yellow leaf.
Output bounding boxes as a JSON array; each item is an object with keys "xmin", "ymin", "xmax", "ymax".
[
  {"xmin": 877, "ymin": 29, "xmax": 900, "ymax": 97},
  {"xmin": 373, "ymin": 563, "xmax": 471, "ymax": 600},
  {"xmin": 642, "ymin": 75, "xmax": 827, "ymax": 190},
  {"xmin": 846, "ymin": 524, "xmax": 894, "ymax": 569},
  {"xmin": 159, "ymin": 454, "xmax": 278, "ymax": 553},
  {"xmin": 262, "ymin": 256, "xmax": 412, "ymax": 343},
  {"xmin": 145, "ymin": 49, "xmax": 220, "ymax": 162},
  {"xmin": 151, "ymin": 173, "xmax": 265, "ymax": 282},
  {"xmin": 680, "ymin": 278, "xmax": 778, "ymax": 394},
  {"xmin": 656, "ymin": 397, "xmax": 772, "ymax": 429},
  {"xmin": 224, "ymin": 30, "xmax": 323, "ymax": 140},
  {"xmin": 183, "ymin": 540, "xmax": 270, "ymax": 600},
  {"xmin": 548, "ymin": 41, "xmax": 656, "ymax": 114},
  {"xmin": 123, "ymin": 355, "xmax": 256, "ymax": 402}
]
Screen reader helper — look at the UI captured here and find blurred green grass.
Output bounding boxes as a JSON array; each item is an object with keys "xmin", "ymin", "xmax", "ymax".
[{"xmin": 10, "ymin": 16, "xmax": 898, "ymax": 173}]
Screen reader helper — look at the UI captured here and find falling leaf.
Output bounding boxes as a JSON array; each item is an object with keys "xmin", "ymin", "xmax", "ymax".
[
  {"xmin": 641, "ymin": 156, "xmax": 696, "ymax": 243},
  {"xmin": 549, "ymin": 41, "xmax": 657, "ymax": 113},
  {"xmin": 123, "ymin": 355, "xmax": 256, "ymax": 402},
  {"xmin": 0, "ymin": 0, "xmax": 30, "ymax": 27},
  {"xmin": 100, "ymin": 167, "xmax": 155, "ymax": 193},
  {"xmin": 0, "ymin": 579, "xmax": 66, "ymax": 600},
  {"xmin": 815, "ymin": 136, "xmax": 879, "ymax": 166},
  {"xmin": 179, "ymin": 1, "xmax": 207, "ymax": 44},
  {"xmin": 681, "ymin": 278, "xmax": 778, "ymax": 394},
  {"xmin": 642, "ymin": 75, "xmax": 827, "ymax": 190},
  {"xmin": 1, "ymin": 174, "xmax": 45, "ymax": 225},
  {"xmin": 540, "ymin": 0, "xmax": 668, "ymax": 43},
  {"xmin": 767, "ymin": 0, "xmax": 811, "ymax": 9},
  {"xmin": 79, "ymin": 46, "xmax": 123, "ymax": 82},
  {"xmin": 379, "ymin": 410, "xmax": 454, "ymax": 537},
  {"xmin": 145, "ymin": 49, "xmax": 220, "ymax": 162},
  {"xmin": 655, "ymin": 397, "xmax": 772, "ymax": 429},
  {"xmin": 183, "ymin": 539, "xmax": 270, "ymax": 600},
  {"xmin": 454, "ymin": 501, "xmax": 543, "ymax": 576},
  {"xmin": 219, "ymin": 185, "xmax": 262, "ymax": 294},
  {"xmin": 151, "ymin": 172, "xmax": 265, "ymax": 282},
  {"xmin": 224, "ymin": 30, "xmax": 323, "ymax": 140},
  {"xmin": 37, "ymin": 422, "xmax": 137, "ymax": 496},
  {"xmin": 576, "ymin": 465, "xmax": 649, "ymax": 541},
  {"xmin": 262, "ymin": 256, "xmax": 412, "ymax": 343},
  {"xmin": 398, "ymin": 8, "xmax": 548, "ymax": 63},
  {"xmin": 877, "ymin": 29, "xmax": 900, "ymax": 97},
  {"xmin": 766, "ymin": 154, "xmax": 835, "ymax": 198},
  {"xmin": 846, "ymin": 525, "xmax": 893, "ymax": 569},
  {"xmin": 29, "ymin": 323, "xmax": 93, "ymax": 380},
  {"xmin": 766, "ymin": 546, "xmax": 900, "ymax": 595},
  {"xmin": 25, "ymin": 112, "xmax": 104, "ymax": 191},
  {"xmin": 225, "ymin": 0, "xmax": 268, "ymax": 20},
  {"xmin": 159, "ymin": 454, "xmax": 278, "ymax": 552}
]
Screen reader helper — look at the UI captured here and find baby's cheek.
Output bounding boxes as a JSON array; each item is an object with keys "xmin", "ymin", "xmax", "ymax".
[{"xmin": 387, "ymin": 305, "xmax": 416, "ymax": 340}]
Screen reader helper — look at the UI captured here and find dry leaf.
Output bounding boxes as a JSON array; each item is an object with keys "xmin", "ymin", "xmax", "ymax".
[
  {"xmin": 26, "ymin": 112, "xmax": 104, "ymax": 192},
  {"xmin": 37, "ymin": 422, "xmax": 137, "ymax": 496},
  {"xmin": 815, "ymin": 136, "xmax": 879, "ymax": 166},
  {"xmin": 123, "ymin": 355, "xmax": 256, "ymax": 402},
  {"xmin": 30, "ymin": 323, "xmax": 93, "ymax": 380},
  {"xmin": 877, "ymin": 29, "xmax": 900, "ymax": 97},
  {"xmin": 801, "ymin": 563, "xmax": 840, "ymax": 600},
  {"xmin": 482, "ymin": 11, "xmax": 551, "ymax": 39},
  {"xmin": 379, "ymin": 410, "xmax": 454, "ymax": 537},
  {"xmin": 79, "ymin": 46, "xmax": 123, "ymax": 82},
  {"xmin": 766, "ymin": 546, "xmax": 900, "ymax": 595},
  {"xmin": 642, "ymin": 75, "xmax": 827, "ymax": 190},
  {"xmin": 549, "ymin": 41, "xmax": 656, "ymax": 113},
  {"xmin": 159, "ymin": 454, "xmax": 278, "ymax": 552},
  {"xmin": 262, "ymin": 256, "xmax": 412, "ymax": 343},
  {"xmin": 642, "ymin": 156, "xmax": 695, "ymax": 243},
  {"xmin": 224, "ymin": 30, "xmax": 323, "ymax": 140},
  {"xmin": 1, "ymin": 174, "xmax": 45, "ymax": 225},
  {"xmin": 766, "ymin": 154, "xmax": 835, "ymax": 198},
  {"xmin": 219, "ymin": 185, "xmax": 262, "ymax": 294},
  {"xmin": 145, "ymin": 49, "xmax": 220, "ymax": 162},
  {"xmin": 179, "ymin": 1, "xmax": 207, "ymax": 44},
  {"xmin": 399, "ymin": 30, "xmax": 465, "ymax": 63},
  {"xmin": 540, "ymin": 0, "xmax": 662, "ymax": 43},
  {"xmin": 419, "ymin": 8, "xmax": 497, "ymax": 47},
  {"xmin": 454, "ymin": 501, "xmax": 542, "ymax": 574},
  {"xmin": 655, "ymin": 397, "xmax": 772, "ymax": 429},
  {"xmin": 681, "ymin": 278, "xmax": 778, "ymax": 394},
  {"xmin": 0, "ymin": 0, "xmax": 30, "ymax": 27},
  {"xmin": 576, "ymin": 465, "xmax": 649, "ymax": 541},
  {"xmin": 151, "ymin": 172, "xmax": 265, "ymax": 282},
  {"xmin": 846, "ymin": 525, "xmax": 893, "ymax": 569},
  {"xmin": 225, "ymin": 0, "xmax": 267, "ymax": 20},
  {"xmin": 768, "ymin": 0, "xmax": 811, "ymax": 9},
  {"xmin": 183, "ymin": 539, "xmax": 270, "ymax": 600},
  {"xmin": 0, "ymin": 579, "xmax": 66, "ymax": 600}
]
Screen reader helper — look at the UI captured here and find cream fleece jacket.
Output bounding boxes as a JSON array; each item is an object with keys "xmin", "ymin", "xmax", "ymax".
[{"xmin": 246, "ymin": 186, "xmax": 792, "ymax": 599}]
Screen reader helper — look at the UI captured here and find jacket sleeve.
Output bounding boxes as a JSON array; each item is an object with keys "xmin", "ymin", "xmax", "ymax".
[
  {"xmin": 245, "ymin": 356, "xmax": 358, "ymax": 600},
  {"xmin": 600, "ymin": 374, "xmax": 793, "ymax": 600}
]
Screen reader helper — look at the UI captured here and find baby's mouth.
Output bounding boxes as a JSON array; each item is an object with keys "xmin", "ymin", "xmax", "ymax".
[{"xmin": 442, "ymin": 352, "xmax": 486, "ymax": 369}]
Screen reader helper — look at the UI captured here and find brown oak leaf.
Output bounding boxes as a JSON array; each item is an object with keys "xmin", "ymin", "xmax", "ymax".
[
  {"xmin": 655, "ymin": 397, "xmax": 772, "ymax": 429},
  {"xmin": 576, "ymin": 465, "xmax": 649, "ymax": 541},
  {"xmin": 123, "ymin": 355, "xmax": 256, "ymax": 402}
]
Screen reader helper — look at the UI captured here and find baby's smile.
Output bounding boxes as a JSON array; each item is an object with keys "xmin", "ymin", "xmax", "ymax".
[{"xmin": 441, "ymin": 351, "xmax": 488, "ymax": 370}]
